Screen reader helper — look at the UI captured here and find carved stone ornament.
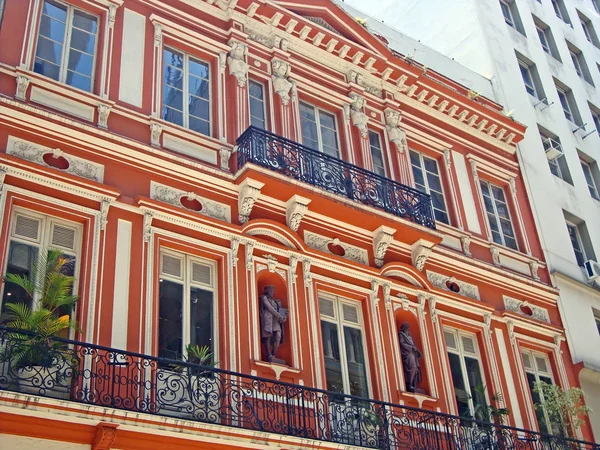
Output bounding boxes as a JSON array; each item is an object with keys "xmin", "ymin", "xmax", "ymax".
[
  {"xmin": 411, "ymin": 239, "xmax": 435, "ymax": 272},
  {"xmin": 108, "ymin": 5, "xmax": 117, "ymax": 29},
  {"xmin": 264, "ymin": 254, "xmax": 278, "ymax": 273},
  {"xmin": 529, "ymin": 260, "xmax": 540, "ymax": 281},
  {"xmin": 143, "ymin": 211, "xmax": 154, "ymax": 243},
  {"xmin": 385, "ymin": 108, "xmax": 408, "ymax": 153},
  {"xmin": 373, "ymin": 225, "xmax": 395, "ymax": 268},
  {"xmin": 150, "ymin": 122, "xmax": 163, "ymax": 147},
  {"xmin": 383, "ymin": 283, "xmax": 392, "ymax": 309},
  {"xmin": 302, "ymin": 259, "xmax": 312, "ymax": 286},
  {"xmin": 483, "ymin": 314, "xmax": 492, "ymax": 338},
  {"xmin": 231, "ymin": 237, "xmax": 240, "ymax": 267},
  {"xmin": 304, "ymin": 231, "xmax": 369, "ymax": 265},
  {"xmin": 285, "ymin": 194, "xmax": 311, "ymax": 232},
  {"xmin": 370, "ymin": 279, "xmax": 381, "ymax": 308},
  {"xmin": 245, "ymin": 240, "xmax": 255, "ymax": 271},
  {"xmin": 97, "ymin": 104, "xmax": 111, "ymax": 129},
  {"xmin": 347, "ymin": 70, "xmax": 383, "ymax": 98},
  {"xmin": 15, "ymin": 75, "xmax": 30, "ymax": 101},
  {"xmin": 238, "ymin": 178, "xmax": 264, "ymax": 224},
  {"xmin": 0, "ymin": 166, "xmax": 7, "ymax": 191},
  {"xmin": 272, "ymin": 59, "xmax": 296, "ymax": 106},
  {"xmin": 150, "ymin": 181, "xmax": 231, "ymax": 222},
  {"xmin": 426, "ymin": 270, "xmax": 480, "ymax": 301},
  {"xmin": 503, "ymin": 296, "xmax": 550, "ymax": 323},
  {"xmin": 154, "ymin": 24, "xmax": 163, "ymax": 47},
  {"xmin": 219, "ymin": 147, "xmax": 233, "ymax": 172},
  {"xmin": 490, "ymin": 246, "xmax": 501, "ymax": 266},
  {"xmin": 349, "ymin": 93, "xmax": 369, "ymax": 138},
  {"xmin": 506, "ymin": 321, "xmax": 515, "ymax": 343},
  {"xmin": 289, "ymin": 255, "xmax": 299, "ymax": 284},
  {"xmin": 227, "ymin": 40, "xmax": 249, "ymax": 87},
  {"xmin": 7, "ymin": 136, "xmax": 105, "ymax": 182},
  {"xmin": 429, "ymin": 296, "xmax": 438, "ymax": 323},
  {"xmin": 460, "ymin": 236, "xmax": 472, "ymax": 257},
  {"xmin": 92, "ymin": 422, "xmax": 119, "ymax": 450},
  {"xmin": 99, "ymin": 198, "xmax": 112, "ymax": 231}
]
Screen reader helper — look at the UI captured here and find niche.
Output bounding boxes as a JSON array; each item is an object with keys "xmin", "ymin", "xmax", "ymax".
[{"xmin": 395, "ymin": 310, "xmax": 430, "ymax": 396}]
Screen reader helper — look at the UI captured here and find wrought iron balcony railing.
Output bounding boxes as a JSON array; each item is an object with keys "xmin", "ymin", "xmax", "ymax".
[
  {"xmin": 0, "ymin": 328, "xmax": 597, "ymax": 449},
  {"xmin": 237, "ymin": 127, "xmax": 436, "ymax": 230}
]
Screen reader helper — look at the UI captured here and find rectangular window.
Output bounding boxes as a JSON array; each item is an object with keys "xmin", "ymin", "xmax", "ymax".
[
  {"xmin": 33, "ymin": 0, "xmax": 99, "ymax": 92},
  {"xmin": 518, "ymin": 58, "xmax": 543, "ymax": 99},
  {"xmin": 319, "ymin": 296, "xmax": 369, "ymax": 398},
  {"xmin": 480, "ymin": 180, "xmax": 518, "ymax": 250},
  {"xmin": 162, "ymin": 47, "xmax": 211, "ymax": 136},
  {"xmin": 1, "ymin": 211, "xmax": 80, "ymax": 325},
  {"xmin": 594, "ymin": 310, "xmax": 600, "ymax": 336},
  {"xmin": 368, "ymin": 131, "xmax": 386, "ymax": 177},
  {"xmin": 500, "ymin": 0, "xmax": 514, "ymax": 26},
  {"xmin": 249, "ymin": 80, "xmax": 266, "ymax": 130},
  {"xmin": 410, "ymin": 150, "xmax": 449, "ymax": 224},
  {"xmin": 567, "ymin": 222, "xmax": 587, "ymax": 266},
  {"xmin": 548, "ymin": 154, "xmax": 573, "ymax": 184},
  {"xmin": 567, "ymin": 42, "xmax": 594, "ymax": 84},
  {"xmin": 556, "ymin": 83, "xmax": 582, "ymax": 125},
  {"xmin": 579, "ymin": 11, "xmax": 600, "ymax": 47},
  {"xmin": 500, "ymin": 0, "xmax": 525, "ymax": 34},
  {"xmin": 522, "ymin": 350, "xmax": 555, "ymax": 434},
  {"xmin": 589, "ymin": 103, "xmax": 600, "ymax": 134},
  {"xmin": 158, "ymin": 250, "xmax": 215, "ymax": 361},
  {"xmin": 445, "ymin": 329, "xmax": 487, "ymax": 420},
  {"xmin": 581, "ymin": 159, "xmax": 600, "ymax": 200},
  {"xmin": 300, "ymin": 102, "xmax": 340, "ymax": 158},
  {"xmin": 533, "ymin": 16, "xmax": 561, "ymax": 61},
  {"xmin": 551, "ymin": 0, "xmax": 570, "ymax": 24},
  {"xmin": 594, "ymin": 0, "xmax": 600, "ymax": 14}
]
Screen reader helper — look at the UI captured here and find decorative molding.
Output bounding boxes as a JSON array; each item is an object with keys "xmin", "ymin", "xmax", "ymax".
[
  {"xmin": 483, "ymin": 314, "xmax": 492, "ymax": 338},
  {"xmin": 347, "ymin": 69, "xmax": 383, "ymax": 98},
  {"xmin": 509, "ymin": 177, "xmax": 517, "ymax": 196},
  {"xmin": 150, "ymin": 181, "xmax": 231, "ymax": 222},
  {"xmin": 264, "ymin": 254, "xmax": 278, "ymax": 273},
  {"xmin": 7, "ymin": 136, "xmax": 105, "ymax": 183},
  {"xmin": 0, "ymin": 166, "xmax": 7, "ymax": 190},
  {"xmin": 150, "ymin": 122, "xmax": 163, "ymax": 147},
  {"xmin": 246, "ymin": 227, "xmax": 297, "ymax": 248},
  {"xmin": 143, "ymin": 211, "xmax": 154, "ymax": 243},
  {"xmin": 238, "ymin": 178, "xmax": 264, "ymax": 224},
  {"xmin": 443, "ymin": 149, "xmax": 451, "ymax": 168},
  {"xmin": 153, "ymin": 23, "xmax": 163, "ymax": 47},
  {"xmin": 490, "ymin": 246, "xmax": 501, "ymax": 266},
  {"xmin": 529, "ymin": 261, "xmax": 540, "ymax": 281},
  {"xmin": 469, "ymin": 159, "xmax": 479, "ymax": 181},
  {"xmin": 272, "ymin": 59, "xmax": 296, "ymax": 105},
  {"xmin": 108, "ymin": 5, "xmax": 117, "ymax": 28},
  {"xmin": 248, "ymin": 32, "xmax": 275, "ymax": 48},
  {"xmin": 285, "ymin": 194, "xmax": 311, "ymax": 232},
  {"xmin": 429, "ymin": 296, "xmax": 438, "ymax": 323},
  {"xmin": 227, "ymin": 40, "xmax": 249, "ymax": 87},
  {"xmin": 349, "ymin": 93, "xmax": 368, "ymax": 138},
  {"xmin": 302, "ymin": 258, "xmax": 312, "ymax": 287},
  {"xmin": 304, "ymin": 231, "xmax": 369, "ymax": 265},
  {"xmin": 219, "ymin": 147, "xmax": 232, "ymax": 171},
  {"xmin": 97, "ymin": 103, "xmax": 111, "ymax": 129},
  {"xmin": 411, "ymin": 239, "xmax": 435, "ymax": 271},
  {"xmin": 15, "ymin": 74, "xmax": 30, "ymax": 101},
  {"xmin": 373, "ymin": 225, "xmax": 395, "ymax": 268},
  {"xmin": 245, "ymin": 240, "xmax": 255, "ymax": 270},
  {"xmin": 384, "ymin": 108, "xmax": 408, "ymax": 153},
  {"xmin": 460, "ymin": 236, "xmax": 472, "ymax": 257},
  {"xmin": 92, "ymin": 422, "xmax": 119, "ymax": 450},
  {"xmin": 507, "ymin": 321, "xmax": 515, "ymax": 343},
  {"xmin": 370, "ymin": 279, "xmax": 381, "ymax": 308},
  {"xmin": 426, "ymin": 270, "xmax": 480, "ymax": 301},
  {"xmin": 383, "ymin": 283, "xmax": 392, "ymax": 310},
  {"xmin": 99, "ymin": 197, "xmax": 112, "ymax": 231},
  {"xmin": 289, "ymin": 254, "xmax": 299, "ymax": 284},
  {"xmin": 503, "ymin": 296, "xmax": 550, "ymax": 324},
  {"xmin": 231, "ymin": 237, "xmax": 240, "ymax": 266}
]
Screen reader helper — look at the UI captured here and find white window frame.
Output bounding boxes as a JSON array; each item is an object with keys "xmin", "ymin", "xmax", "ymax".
[
  {"xmin": 581, "ymin": 159, "xmax": 600, "ymax": 200},
  {"xmin": 410, "ymin": 150, "xmax": 450, "ymax": 225},
  {"xmin": 318, "ymin": 294, "xmax": 372, "ymax": 398},
  {"xmin": 444, "ymin": 328, "xmax": 489, "ymax": 419},
  {"xmin": 500, "ymin": 0, "xmax": 515, "ymax": 26},
  {"xmin": 556, "ymin": 86, "xmax": 575, "ymax": 122},
  {"xmin": 581, "ymin": 17, "xmax": 594, "ymax": 43},
  {"xmin": 33, "ymin": 0, "xmax": 100, "ymax": 92},
  {"xmin": 594, "ymin": 0, "xmax": 600, "ymax": 14},
  {"xmin": 518, "ymin": 60, "xmax": 538, "ymax": 98},
  {"xmin": 570, "ymin": 49, "xmax": 584, "ymax": 78},
  {"xmin": 161, "ymin": 47, "xmax": 212, "ymax": 136},
  {"xmin": 158, "ymin": 248, "xmax": 218, "ymax": 363},
  {"xmin": 591, "ymin": 107, "xmax": 600, "ymax": 134},
  {"xmin": 480, "ymin": 180, "xmax": 518, "ymax": 250},
  {"xmin": 299, "ymin": 101, "xmax": 341, "ymax": 158},
  {"xmin": 551, "ymin": 0, "xmax": 569, "ymax": 23},
  {"xmin": 1, "ymin": 208, "xmax": 82, "ymax": 335},
  {"xmin": 566, "ymin": 221, "xmax": 587, "ymax": 266},
  {"xmin": 368, "ymin": 130, "xmax": 386, "ymax": 177},
  {"xmin": 248, "ymin": 79, "xmax": 267, "ymax": 130},
  {"xmin": 522, "ymin": 350, "xmax": 555, "ymax": 434},
  {"xmin": 536, "ymin": 24, "xmax": 551, "ymax": 54}
]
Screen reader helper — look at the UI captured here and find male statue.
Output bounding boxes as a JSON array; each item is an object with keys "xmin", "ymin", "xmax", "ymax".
[
  {"xmin": 399, "ymin": 322, "xmax": 423, "ymax": 393},
  {"xmin": 259, "ymin": 285, "xmax": 287, "ymax": 362}
]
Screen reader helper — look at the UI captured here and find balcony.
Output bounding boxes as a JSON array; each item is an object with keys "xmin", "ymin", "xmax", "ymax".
[
  {"xmin": 0, "ymin": 327, "xmax": 598, "ymax": 449},
  {"xmin": 236, "ymin": 127, "xmax": 436, "ymax": 230}
]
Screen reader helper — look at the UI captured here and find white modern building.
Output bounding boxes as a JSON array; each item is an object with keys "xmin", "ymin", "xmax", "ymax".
[{"xmin": 341, "ymin": 0, "xmax": 600, "ymax": 437}]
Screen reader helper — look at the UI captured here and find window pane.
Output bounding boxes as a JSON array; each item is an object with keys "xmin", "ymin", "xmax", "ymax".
[
  {"xmin": 162, "ymin": 106, "xmax": 184, "ymax": 127},
  {"xmin": 527, "ymin": 373, "xmax": 550, "ymax": 434},
  {"xmin": 189, "ymin": 96, "xmax": 210, "ymax": 121},
  {"xmin": 465, "ymin": 356, "xmax": 486, "ymax": 419},
  {"xmin": 159, "ymin": 280, "xmax": 184, "ymax": 360},
  {"xmin": 35, "ymin": 35, "xmax": 63, "ymax": 66},
  {"xmin": 189, "ymin": 116, "xmax": 210, "ymax": 136},
  {"xmin": 72, "ymin": 10, "xmax": 97, "ymax": 34},
  {"xmin": 321, "ymin": 321, "xmax": 344, "ymax": 393},
  {"xmin": 1, "ymin": 242, "xmax": 38, "ymax": 324},
  {"xmin": 343, "ymin": 326, "xmax": 368, "ymax": 398},
  {"xmin": 164, "ymin": 48, "xmax": 183, "ymax": 69},
  {"xmin": 249, "ymin": 81, "xmax": 263, "ymax": 100},
  {"xmin": 190, "ymin": 288, "xmax": 213, "ymax": 352},
  {"xmin": 188, "ymin": 58, "xmax": 209, "ymax": 80},
  {"xmin": 67, "ymin": 49, "xmax": 94, "ymax": 76},
  {"xmin": 321, "ymin": 127, "xmax": 337, "ymax": 150},
  {"xmin": 34, "ymin": 57, "xmax": 61, "ymax": 81},
  {"xmin": 319, "ymin": 111, "xmax": 336, "ymax": 130},
  {"xmin": 39, "ymin": 13, "xmax": 66, "ymax": 43},
  {"xmin": 301, "ymin": 116, "xmax": 319, "ymax": 150},
  {"xmin": 66, "ymin": 71, "xmax": 92, "ymax": 92},
  {"xmin": 189, "ymin": 76, "xmax": 209, "ymax": 100},
  {"xmin": 163, "ymin": 85, "xmax": 183, "ymax": 111},
  {"xmin": 69, "ymin": 28, "xmax": 96, "ymax": 55},
  {"xmin": 448, "ymin": 352, "xmax": 471, "ymax": 418}
]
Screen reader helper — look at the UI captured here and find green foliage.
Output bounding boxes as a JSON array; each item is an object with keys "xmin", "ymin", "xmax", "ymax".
[
  {"xmin": 185, "ymin": 344, "xmax": 217, "ymax": 367},
  {"xmin": 471, "ymin": 384, "xmax": 511, "ymax": 424},
  {"xmin": 533, "ymin": 381, "xmax": 590, "ymax": 437},
  {"xmin": 2, "ymin": 249, "xmax": 79, "ymax": 368}
]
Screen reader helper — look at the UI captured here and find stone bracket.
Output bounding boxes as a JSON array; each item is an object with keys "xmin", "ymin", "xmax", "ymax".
[
  {"xmin": 373, "ymin": 225, "xmax": 395, "ymax": 268},
  {"xmin": 285, "ymin": 194, "xmax": 311, "ymax": 232},
  {"xmin": 411, "ymin": 239, "xmax": 435, "ymax": 271},
  {"xmin": 238, "ymin": 178, "xmax": 264, "ymax": 224},
  {"xmin": 92, "ymin": 422, "xmax": 118, "ymax": 450}
]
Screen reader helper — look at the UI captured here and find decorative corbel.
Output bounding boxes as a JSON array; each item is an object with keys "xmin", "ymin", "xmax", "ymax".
[
  {"xmin": 529, "ymin": 260, "xmax": 540, "ymax": 281},
  {"xmin": 483, "ymin": 313, "xmax": 492, "ymax": 338},
  {"xmin": 219, "ymin": 52, "xmax": 227, "ymax": 74},
  {"xmin": 302, "ymin": 259, "xmax": 312, "ymax": 287},
  {"xmin": 227, "ymin": 40, "xmax": 249, "ymax": 87},
  {"xmin": 383, "ymin": 283, "xmax": 392, "ymax": 310},
  {"xmin": 230, "ymin": 237, "xmax": 240, "ymax": 266},
  {"xmin": 554, "ymin": 334, "xmax": 564, "ymax": 351},
  {"xmin": 265, "ymin": 254, "xmax": 278, "ymax": 272},
  {"xmin": 289, "ymin": 255, "xmax": 299, "ymax": 284},
  {"xmin": 219, "ymin": 147, "xmax": 233, "ymax": 171},
  {"xmin": 443, "ymin": 149, "xmax": 452, "ymax": 168},
  {"xmin": 384, "ymin": 108, "xmax": 408, "ymax": 153},
  {"xmin": 99, "ymin": 198, "xmax": 112, "ymax": 231},
  {"xmin": 469, "ymin": 159, "xmax": 479, "ymax": 181},
  {"xmin": 417, "ymin": 293, "xmax": 427, "ymax": 316},
  {"xmin": 0, "ymin": 166, "xmax": 7, "ymax": 191},
  {"xmin": 92, "ymin": 422, "xmax": 119, "ymax": 450},
  {"xmin": 272, "ymin": 59, "xmax": 296, "ymax": 106},
  {"xmin": 411, "ymin": 239, "xmax": 435, "ymax": 271},
  {"xmin": 15, "ymin": 74, "xmax": 30, "ymax": 101},
  {"xmin": 460, "ymin": 236, "xmax": 472, "ymax": 257},
  {"xmin": 428, "ymin": 297, "xmax": 438, "ymax": 323},
  {"xmin": 154, "ymin": 24, "xmax": 163, "ymax": 48},
  {"xmin": 245, "ymin": 240, "xmax": 255, "ymax": 271},
  {"xmin": 370, "ymin": 279, "xmax": 381, "ymax": 308},
  {"xmin": 506, "ymin": 321, "xmax": 515, "ymax": 343},
  {"xmin": 150, "ymin": 122, "xmax": 163, "ymax": 147},
  {"xmin": 238, "ymin": 178, "xmax": 264, "ymax": 224},
  {"xmin": 373, "ymin": 225, "xmax": 395, "ymax": 268},
  {"xmin": 108, "ymin": 5, "xmax": 117, "ymax": 29},
  {"xmin": 349, "ymin": 93, "xmax": 368, "ymax": 138},
  {"xmin": 509, "ymin": 177, "xmax": 517, "ymax": 196},
  {"xmin": 285, "ymin": 195, "xmax": 311, "ymax": 232},
  {"xmin": 97, "ymin": 104, "xmax": 111, "ymax": 129},
  {"xmin": 398, "ymin": 294, "xmax": 410, "ymax": 311},
  {"xmin": 490, "ymin": 246, "xmax": 501, "ymax": 266},
  {"xmin": 143, "ymin": 211, "xmax": 154, "ymax": 243}
]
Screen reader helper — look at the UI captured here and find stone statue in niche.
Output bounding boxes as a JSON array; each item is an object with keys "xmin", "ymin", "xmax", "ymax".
[
  {"xmin": 399, "ymin": 322, "xmax": 424, "ymax": 393},
  {"xmin": 260, "ymin": 285, "xmax": 288, "ymax": 363}
]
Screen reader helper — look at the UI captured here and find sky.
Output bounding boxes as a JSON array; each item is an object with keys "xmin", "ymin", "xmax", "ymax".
[{"xmin": 338, "ymin": 0, "xmax": 401, "ymax": 28}]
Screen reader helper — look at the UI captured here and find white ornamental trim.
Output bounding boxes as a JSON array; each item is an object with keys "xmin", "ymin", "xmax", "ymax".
[
  {"xmin": 426, "ymin": 270, "xmax": 480, "ymax": 301},
  {"xmin": 7, "ymin": 136, "xmax": 105, "ymax": 183},
  {"xmin": 150, "ymin": 181, "xmax": 231, "ymax": 223},
  {"xmin": 503, "ymin": 296, "xmax": 550, "ymax": 324},
  {"xmin": 303, "ymin": 230, "xmax": 368, "ymax": 265}
]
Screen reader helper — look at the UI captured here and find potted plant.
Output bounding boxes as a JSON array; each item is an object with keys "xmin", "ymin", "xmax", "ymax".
[
  {"xmin": 1, "ymin": 249, "xmax": 79, "ymax": 398},
  {"xmin": 533, "ymin": 381, "xmax": 590, "ymax": 439}
]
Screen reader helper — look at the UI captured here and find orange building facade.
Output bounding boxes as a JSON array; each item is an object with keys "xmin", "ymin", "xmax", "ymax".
[{"xmin": 0, "ymin": 0, "xmax": 597, "ymax": 448}]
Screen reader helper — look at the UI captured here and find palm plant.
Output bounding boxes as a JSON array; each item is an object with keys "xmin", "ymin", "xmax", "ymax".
[{"xmin": 2, "ymin": 249, "xmax": 78, "ymax": 368}]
